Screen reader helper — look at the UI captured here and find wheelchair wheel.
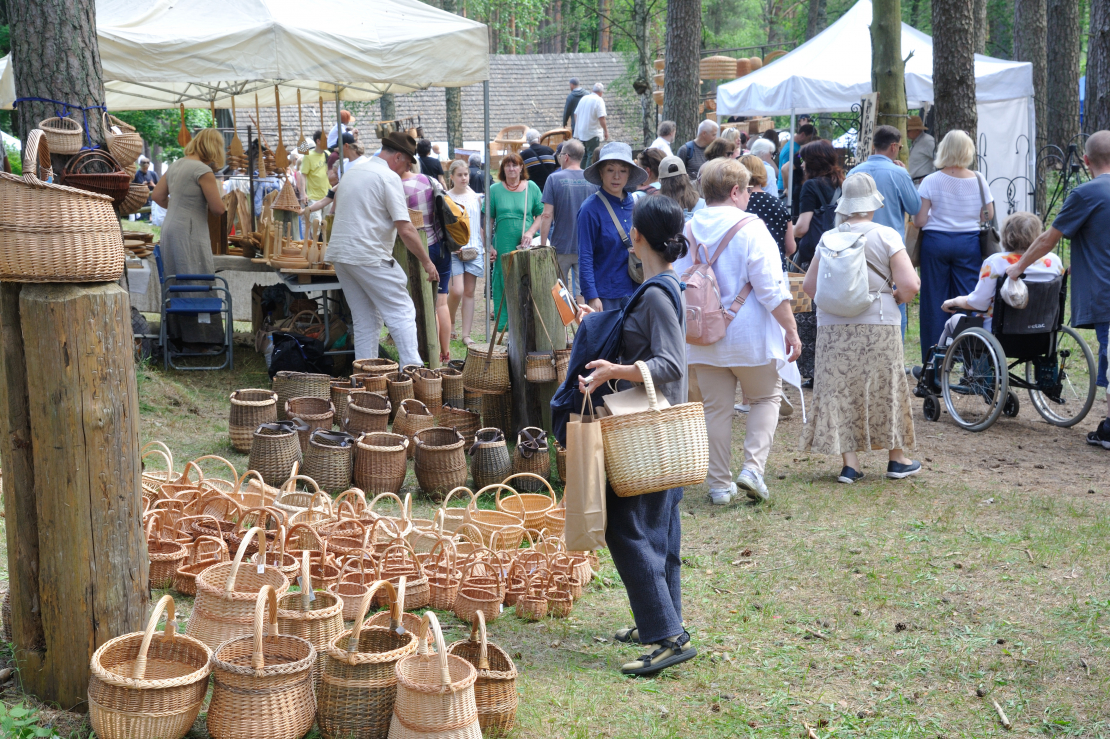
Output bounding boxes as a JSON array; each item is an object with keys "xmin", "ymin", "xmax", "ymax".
[
  {"xmin": 941, "ymin": 327, "xmax": 1008, "ymax": 432},
  {"xmin": 1003, "ymin": 392, "xmax": 1020, "ymax": 417},
  {"xmin": 1026, "ymin": 325, "xmax": 1097, "ymax": 427},
  {"xmin": 923, "ymin": 394, "xmax": 941, "ymax": 422}
]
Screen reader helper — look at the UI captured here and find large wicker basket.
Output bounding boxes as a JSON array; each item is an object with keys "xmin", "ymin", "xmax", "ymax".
[
  {"xmin": 229, "ymin": 389, "xmax": 278, "ymax": 453},
  {"xmin": 247, "ymin": 421, "xmax": 303, "ymax": 486},
  {"xmin": 285, "ymin": 396, "xmax": 335, "ymax": 451},
  {"xmin": 272, "ymin": 371, "xmax": 331, "ymax": 420},
  {"xmin": 386, "ymin": 372, "xmax": 415, "ymax": 422},
  {"xmin": 276, "ymin": 552, "xmax": 344, "ymax": 688},
  {"xmin": 511, "ymin": 427, "xmax": 551, "ymax": 489},
  {"xmin": 461, "ymin": 342, "xmax": 510, "ymax": 393},
  {"xmin": 395, "ymin": 399, "xmax": 435, "ymax": 459},
  {"xmin": 414, "ymin": 427, "xmax": 468, "ymax": 499},
  {"xmin": 437, "ymin": 367, "xmax": 465, "ymax": 408},
  {"xmin": 469, "ymin": 428, "xmax": 512, "ymax": 490},
  {"xmin": 600, "ymin": 361, "xmax": 708, "ymax": 496},
  {"xmin": 447, "ymin": 610, "xmax": 518, "ymax": 736},
  {"xmin": 354, "ymin": 432, "xmax": 409, "ymax": 494},
  {"xmin": 346, "ymin": 390, "xmax": 391, "ymax": 435},
  {"xmin": 412, "ymin": 368, "xmax": 443, "ymax": 417},
  {"xmin": 440, "ymin": 404, "xmax": 482, "ymax": 448},
  {"xmin": 301, "ymin": 429, "xmax": 355, "ymax": 492},
  {"xmin": 88, "ymin": 595, "xmax": 212, "ymax": 739},
  {"xmin": 0, "ymin": 130, "xmax": 124, "ymax": 282}
]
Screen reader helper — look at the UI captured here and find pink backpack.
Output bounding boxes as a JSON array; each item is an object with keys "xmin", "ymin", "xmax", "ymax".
[{"xmin": 681, "ymin": 216, "xmax": 757, "ymax": 346}]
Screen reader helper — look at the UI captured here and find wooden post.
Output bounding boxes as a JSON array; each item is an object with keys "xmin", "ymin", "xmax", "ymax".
[
  {"xmin": 502, "ymin": 247, "xmax": 566, "ymax": 433},
  {"xmin": 393, "ymin": 234, "xmax": 440, "ymax": 367},
  {"xmin": 0, "ymin": 283, "xmax": 147, "ymax": 707}
]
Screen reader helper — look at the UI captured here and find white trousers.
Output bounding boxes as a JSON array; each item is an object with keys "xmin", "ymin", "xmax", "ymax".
[{"xmin": 333, "ymin": 260, "xmax": 422, "ymax": 368}]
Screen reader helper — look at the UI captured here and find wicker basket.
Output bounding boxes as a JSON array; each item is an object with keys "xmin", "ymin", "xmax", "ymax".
[
  {"xmin": 60, "ymin": 148, "xmax": 131, "ymax": 207},
  {"xmin": 480, "ymin": 391, "xmax": 512, "ymax": 434},
  {"xmin": 464, "ymin": 388, "xmax": 483, "ymax": 416},
  {"xmin": 88, "ymin": 595, "xmax": 212, "ymax": 739},
  {"xmin": 735, "ymin": 56, "xmax": 753, "ymax": 77},
  {"xmin": 146, "ymin": 517, "xmax": 189, "ymax": 590},
  {"xmin": 386, "ymin": 372, "xmax": 415, "ymax": 422},
  {"xmin": 330, "ymin": 379, "xmax": 358, "ymax": 428},
  {"xmin": 285, "ymin": 396, "xmax": 335, "ymax": 451},
  {"xmin": 462, "ymin": 487, "xmax": 525, "ymax": 549},
  {"xmin": 363, "ymin": 577, "xmax": 424, "ymax": 635},
  {"xmin": 700, "ymin": 54, "xmax": 740, "ymax": 79},
  {"xmin": 327, "ymin": 555, "xmax": 375, "ymax": 621},
  {"xmin": 103, "ymin": 112, "xmax": 144, "ymax": 165},
  {"xmin": 185, "ymin": 527, "xmax": 291, "ymax": 650},
  {"xmin": 440, "ymin": 404, "xmax": 482, "ymax": 448},
  {"xmin": 346, "ymin": 390, "xmax": 391, "ymax": 435},
  {"xmin": 229, "ymin": 389, "xmax": 278, "ymax": 453},
  {"xmin": 38, "ymin": 116, "xmax": 83, "ymax": 155},
  {"xmin": 273, "ymin": 475, "xmax": 334, "ymax": 526},
  {"xmin": 453, "ymin": 558, "xmax": 504, "ymax": 625},
  {"xmin": 462, "ymin": 342, "xmax": 510, "ymax": 393},
  {"xmin": 542, "ymin": 506, "xmax": 566, "ymax": 539},
  {"xmin": 248, "ymin": 421, "xmax": 303, "ymax": 486},
  {"xmin": 447, "ymin": 610, "xmax": 518, "ymax": 736},
  {"xmin": 273, "ymin": 371, "xmax": 331, "ymax": 420},
  {"xmin": 352, "ymin": 372, "xmax": 389, "ymax": 394},
  {"xmin": 412, "ymin": 368, "xmax": 443, "ymax": 417},
  {"xmin": 496, "ymin": 472, "xmax": 558, "ymax": 530},
  {"xmin": 354, "ymin": 432, "xmax": 409, "ymax": 494},
  {"xmin": 395, "ymin": 399, "xmax": 436, "ymax": 459},
  {"xmin": 118, "ymin": 183, "xmax": 150, "ymax": 216},
  {"xmin": 554, "ymin": 348, "xmax": 572, "ymax": 384},
  {"xmin": 554, "ymin": 441, "xmax": 567, "ymax": 483},
  {"xmin": 525, "ymin": 351, "xmax": 557, "ymax": 383},
  {"xmin": 437, "ymin": 367, "xmax": 465, "ymax": 408},
  {"xmin": 302, "ymin": 429, "xmax": 355, "ymax": 492},
  {"xmin": 277, "ymin": 552, "xmax": 344, "ymax": 688},
  {"xmin": 389, "ymin": 611, "xmax": 481, "ymax": 739},
  {"xmin": 547, "ymin": 575, "xmax": 574, "ymax": 619},
  {"xmin": 438, "ymin": 487, "xmax": 476, "ymax": 535},
  {"xmin": 511, "ymin": 427, "xmax": 551, "ymax": 489},
  {"xmin": 600, "ymin": 361, "xmax": 708, "ymax": 497},
  {"xmin": 352, "ymin": 357, "xmax": 399, "ymax": 376},
  {"xmin": 173, "ymin": 535, "xmax": 228, "ymax": 597},
  {"xmin": 375, "ymin": 543, "xmax": 430, "ymax": 610},
  {"xmin": 414, "ymin": 427, "xmax": 468, "ymax": 500},
  {"xmin": 426, "ymin": 539, "xmax": 461, "ymax": 610},
  {"xmin": 0, "ymin": 129, "xmax": 125, "ymax": 282},
  {"xmin": 319, "ymin": 583, "xmax": 418, "ymax": 739},
  {"xmin": 787, "ymin": 271, "xmax": 812, "ymax": 313},
  {"xmin": 514, "ymin": 574, "xmax": 549, "ymax": 622},
  {"xmin": 207, "ymin": 586, "xmax": 317, "ymax": 739},
  {"xmin": 469, "ymin": 428, "xmax": 512, "ymax": 490}
]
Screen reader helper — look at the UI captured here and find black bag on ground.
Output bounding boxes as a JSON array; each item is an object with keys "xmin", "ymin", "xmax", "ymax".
[
  {"xmin": 794, "ymin": 186, "xmax": 842, "ymax": 268},
  {"xmin": 268, "ymin": 331, "xmax": 334, "ymax": 378}
]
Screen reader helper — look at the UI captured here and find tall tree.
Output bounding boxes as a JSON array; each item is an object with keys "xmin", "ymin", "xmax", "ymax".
[
  {"xmin": 1085, "ymin": 0, "xmax": 1110, "ymax": 134},
  {"xmin": 380, "ymin": 93, "xmax": 396, "ymax": 122},
  {"xmin": 1012, "ymin": 0, "xmax": 1046, "ymax": 145},
  {"xmin": 598, "ymin": 0, "xmax": 612, "ymax": 51},
  {"xmin": 973, "ymin": 0, "xmax": 989, "ymax": 52},
  {"xmin": 662, "ymin": 0, "xmax": 701, "ymax": 145},
  {"xmin": 931, "ymin": 0, "xmax": 978, "ymax": 144},
  {"xmin": 1046, "ymin": 0, "xmax": 1081, "ymax": 152},
  {"xmin": 806, "ymin": 0, "xmax": 828, "ymax": 39},
  {"xmin": 440, "ymin": 0, "xmax": 464, "ymax": 157},
  {"xmin": 872, "ymin": 0, "xmax": 909, "ymax": 161}
]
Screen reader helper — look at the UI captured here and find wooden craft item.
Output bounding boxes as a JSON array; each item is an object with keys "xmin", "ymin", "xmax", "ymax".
[
  {"xmin": 273, "ymin": 85, "xmax": 290, "ymax": 170},
  {"xmin": 177, "ymin": 103, "xmax": 192, "ymax": 146},
  {"xmin": 296, "ymin": 89, "xmax": 310, "ymax": 154},
  {"xmin": 254, "ymin": 95, "xmax": 267, "ymax": 178},
  {"xmin": 319, "ymin": 97, "xmax": 325, "ymax": 143}
]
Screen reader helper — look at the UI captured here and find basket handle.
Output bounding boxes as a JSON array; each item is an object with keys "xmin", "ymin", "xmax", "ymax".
[
  {"xmin": 348, "ymin": 579, "xmax": 399, "ymax": 652},
  {"xmin": 233, "ymin": 469, "xmax": 268, "ymax": 498},
  {"xmin": 131, "ymin": 594, "xmax": 177, "ymax": 680},
  {"xmin": 193, "ymin": 535, "xmax": 229, "ymax": 565},
  {"xmin": 440, "ymin": 486, "xmax": 477, "ymax": 514},
  {"xmin": 225, "ymin": 526, "xmax": 267, "ymax": 593},
  {"xmin": 417, "ymin": 611, "xmax": 455, "ymax": 691},
  {"xmin": 20, "ymin": 129, "xmax": 52, "ymax": 188},
  {"xmin": 141, "ymin": 441, "xmax": 176, "ymax": 474},
  {"xmin": 470, "ymin": 609, "xmax": 490, "ymax": 670},
  {"xmin": 366, "ymin": 491, "xmax": 405, "ymax": 518},
  {"xmin": 453, "ymin": 522, "xmax": 485, "ymax": 547},
  {"xmin": 333, "ymin": 488, "xmax": 367, "ymax": 517},
  {"xmin": 299, "ymin": 550, "xmax": 312, "ymax": 611},
  {"xmin": 633, "ymin": 360, "xmax": 659, "ymax": 412},
  {"xmin": 141, "ymin": 447, "xmax": 174, "ymax": 479},
  {"xmin": 190, "ymin": 455, "xmax": 240, "ymax": 484},
  {"xmin": 251, "ymin": 585, "xmax": 280, "ymax": 672},
  {"xmin": 285, "ymin": 522, "xmax": 323, "ymax": 552},
  {"xmin": 499, "ymin": 472, "xmax": 557, "ymax": 506}
]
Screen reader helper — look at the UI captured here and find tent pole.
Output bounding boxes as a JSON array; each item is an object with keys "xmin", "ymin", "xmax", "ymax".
[
  {"xmin": 787, "ymin": 108, "xmax": 796, "ymax": 209},
  {"xmin": 335, "ymin": 86, "xmax": 344, "ymax": 179},
  {"xmin": 484, "ymin": 79, "xmax": 492, "ymax": 342}
]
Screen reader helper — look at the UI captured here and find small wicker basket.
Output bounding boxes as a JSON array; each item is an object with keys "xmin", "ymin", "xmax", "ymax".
[
  {"xmin": 103, "ymin": 112, "xmax": 144, "ymax": 165},
  {"xmin": 411, "ymin": 368, "xmax": 442, "ymax": 417},
  {"xmin": 276, "ymin": 552, "xmax": 344, "ymax": 688},
  {"xmin": 525, "ymin": 351, "xmax": 557, "ymax": 383},
  {"xmin": 447, "ymin": 610, "xmax": 518, "ymax": 736},
  {"xmin": 437, "ymin": 367, "xmax": 465, "ymax": 408},
  {"xmin": 346, "ymin": 390, "xmax": 391, "ymax": 435},
  {"xmin": 173, "ymin": 535, "xmax": 228, "ymax": 597},
  {"xmin": 496, "ymin": 472, "xmax": 558, "ymax": 530},
  {"xmin": 38, "ymin": 116, "xmax": 84, "ymax": 154}
]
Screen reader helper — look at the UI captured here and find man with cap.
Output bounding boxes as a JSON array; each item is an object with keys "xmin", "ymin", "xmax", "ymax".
[
  {"xmin": 576, "ymin": 142, "xmax": 648, "ymax": 311},
  {"xmin": 906, "ymin": 115, "xmax": 936, "ymax": 184},
  {"xmin": 325, "ymin": 131, "xmax": 440, "ymax": 368},
  {"xmin": 563, "ymin": 77, "xmax": 588, "ymax": 129}
]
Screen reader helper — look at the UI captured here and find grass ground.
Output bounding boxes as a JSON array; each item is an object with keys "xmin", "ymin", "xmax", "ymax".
[{"xmin": 0, "ymin": 303, "xmax": 1107, "ymax": 739}]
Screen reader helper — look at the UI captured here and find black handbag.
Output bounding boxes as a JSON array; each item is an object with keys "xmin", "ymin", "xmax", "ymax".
[
  {"xmin": 977, "ymin": 173, "xmax": 1001, "ymax": 258},
  {"xmin": 268, "ymin": 331, "xmax": 334, "ymax": 378}
]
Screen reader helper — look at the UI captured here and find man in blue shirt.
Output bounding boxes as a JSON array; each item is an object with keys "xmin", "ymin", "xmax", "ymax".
[
  {"xmin": 852, "ymin": 125, "xmax": 922, "ymax": 339},
  {"xmin": 576, "ymin": 142, "xmax": 647, "ymax": 311}
]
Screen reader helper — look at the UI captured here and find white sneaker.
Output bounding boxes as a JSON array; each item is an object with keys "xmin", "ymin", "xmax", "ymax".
[
  {"xmin": 736, "ymin": 468, "xmax": 769, "ymax": 502},
  {"xmin": 708, "ymin": 482, "xmax": 736, "ymax": 505},
  {"xmin": 734, "ymin": 403, "xmax": 750, "ymax": 413},
  {"xmin": 779, "ymin": 393, "xmax": 794, "ymax": 418}
]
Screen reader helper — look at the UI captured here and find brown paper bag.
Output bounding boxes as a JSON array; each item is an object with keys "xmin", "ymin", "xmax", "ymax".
[{"xmin": 564, "ymin": 394, "xmax": 607, "ymax": 551}]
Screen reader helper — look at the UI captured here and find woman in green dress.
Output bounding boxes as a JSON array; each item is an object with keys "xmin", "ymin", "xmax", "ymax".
[{"xmin": 484, "ymin": 152, "xmax": 544, "ymax": 330}]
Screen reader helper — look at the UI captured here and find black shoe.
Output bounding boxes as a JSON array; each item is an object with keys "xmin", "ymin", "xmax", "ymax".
[
  {"xmin": 838, "ymin": 466, "xmax": 864, "ymax": 484},
  {"xmin": 1087, "ymin": 419, "xmax": 1110, "ymax": 450},
  {"xmin": 620, "ymin": 632, "xmax": 697, "ymax": 676},
  {"xmin": 886, "ymin": 460, "xmax": 922, "ymax": 479},
  {"xmin": 802, "ymin": 378, "xmax": 814, "ymax": 389}
]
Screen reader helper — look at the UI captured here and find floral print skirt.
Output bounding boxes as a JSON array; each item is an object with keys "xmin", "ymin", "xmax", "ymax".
[{"xmin": 799, "ymin": 323, "xmax": 916, "ymax": 455}]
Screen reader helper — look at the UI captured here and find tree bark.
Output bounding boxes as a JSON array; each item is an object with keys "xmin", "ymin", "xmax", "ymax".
[
  {"xmin": 663, "ymin": 0, "xmax": 701, "ymax": 145},
  {"xmin": 931, "ymin": 0, "xmax": 979, "ymax": 145},
  {"xmin": 634, "ymin": 0, "xmax": 654, "ymax": 147},
  {"xmin": 1013, "ymin": 0, "xmax": 1047, "ymax": 145},
  {"xmin": 441, "ymin": 0, "xmax": 464, "ymax": 158},
  {"xmin": 1046, "ymin": 0, "xmax": 1081, "ymax": 152},
  {"xmin": 1085, "ymin": 0, "xmax": 1110, "ymax": 134},
  {"xmin": 872, "ymin": 0, "xmax": 909, "ymax": 161},
  {"xmin": 973, "ymin": 0, "xmax": 989, "ymax": 53},
  {"xmin": 599, "ymin": 0, "xmax": 612, "ymax": 52},
  {"xmin": 806, "ymin": 0, "xmax": 828, "ymax": 40},
  {"xmin": 380, "ymin": 93, "xmax": 396, "ymax": 122}
]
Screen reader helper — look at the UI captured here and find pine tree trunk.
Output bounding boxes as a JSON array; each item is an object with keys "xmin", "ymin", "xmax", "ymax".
[
  {"xmin": 634, "ymin": 0, "xmax": 653, "ymax": 147},
  {"xmin": 973, "ymin": 0, "xmax": 989, "ymax": 53},
  {"xmin": 599, "ymin": 0, "xmax": 612, "ymax": 52},
  {"xmin": 1046, "ymin": 0, "xmax": 1080, "ymax": 152},
  {"xmin": 806, "ymin": 0, "xmax": 828, "ymax": 40},
  {"xmin": 1085, "ymin": 0, "xmax": 1110, "ymax": 134},
  {"xmin": 1013, "ymin": 0, "xmax": 1047, "ymax": 145},
  {"xmin": 380, "ymin": 93, "xmax": 396, "ymax": 122},
  {"xmin": 932, "ymin": 0, "xmax": 979, "ymax": 144},
  {"xmin": 663, "ymin": 0, "xmax": 701, "ymax": 145},
  {"xmin": 872, "ymin": 0, "xmax": 909, "ymax": 161},
  {"xmin": 441, "ymin": 0, "xmax": 464, "ymax": 157}
]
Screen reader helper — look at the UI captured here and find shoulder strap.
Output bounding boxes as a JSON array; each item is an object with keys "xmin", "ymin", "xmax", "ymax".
[
  {"xmin": 597, "ymin": 191, "xmax": 632, "ymax": 248},
  {"xmin": 706, "ymin": 215, "xmax": 758, "ymax": 268}
]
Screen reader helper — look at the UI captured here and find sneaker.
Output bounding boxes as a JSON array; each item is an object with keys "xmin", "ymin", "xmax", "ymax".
[
  {"xmin": 614, "ymin": 627, "xmax": 641, "ymax": 644},
  {"xmin": 708, "ymin": 482, "xmax": 736, "ymax": 505},
  {"xmin": 1086, "ymin": 419, "xmax": 1110, "ymax": 450},
  {"xmin": 779, "ymin": 393, "xmax": 794, "ymax": 418},
  {"xmin": 620, "ymin": 632, "xmax": 698, "ymax": 676},
  {"xmin": 838, "ymin": 466, "xmax": 864, "ymax": 484},
  {"xmin": 736, "ymin": 469, "xmax": 769, "ymax": 502},
  {"xmin": 734, "ymin": 403, "xmax": 750, "ymax": 413},
  {"xmin": 886, "ymin": 460, "xmax": 922, "ymax": 479}
]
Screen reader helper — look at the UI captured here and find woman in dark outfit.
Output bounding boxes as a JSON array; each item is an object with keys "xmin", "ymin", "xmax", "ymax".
[{"xmin": 576, "ymin": 196, "xmax": 695, "ymax": 676}]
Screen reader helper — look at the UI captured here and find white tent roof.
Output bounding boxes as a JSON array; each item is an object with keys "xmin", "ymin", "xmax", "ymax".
[
  {"xmin": 0, "ymin": 0, "xmax": 490, "ymax": 110},
  {"xmin": 716, "ymin": 0, "xmax": 1032, "ymax": 117}
]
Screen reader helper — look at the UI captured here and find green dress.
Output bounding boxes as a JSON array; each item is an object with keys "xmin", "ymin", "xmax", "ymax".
[{"xmin": 484, "ymin": 180, "xmax": 544, "ymax": 331}]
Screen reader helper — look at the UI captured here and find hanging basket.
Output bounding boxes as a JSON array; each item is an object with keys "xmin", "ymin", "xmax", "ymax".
[
  {"xmin": 468, "ymin": 428, "xmax": 512, "ymax": 490},
  {"xmin": 38, "ymin": 116, "xmax": 84, "ymax": 155},
  {"xmin": 272, "ymin": 371, "xmax": 331, "ymax": 420},
  {"xmin": 229, "ymin": 389, "xmax": 278, "ymax": 453},
  {"xmin": 525, "ymin": 352, "xmax": 557, "ymax": 383},
  {"xmin": 437, "ymin": 367, "xmax": 465, "ymax": 409},
  {"xmin": 60, "ymin": 148, "xmax": 131, "ymax": 207},
  {"xmin": 511, "ymin": 427, "xmax": 551, "ymax": 489},
  {"xmin": 461, "ymin": 342, "xmax": 510, "ymax": 393},
  {"xmin": 554, "ymin": 348, "xmax": 572, "ymax": 384},
  {"xmin": 440, "ymin": 404, "xmax": 482, "ymax": 449},
  {"xmin": 346, "ymin": 390, "xmax": 391, "ymax": 435},
  {"xmin": 414, "ymin": 427, "xmax": 468, "ymax": 500},
  {"xmin": 118, "ymin": 183, "xmax": 150, "ymax": 216},
  {"xmin": 395, "ymin": 399, "xmax": 436, "ymax": 459},
  {"xmin": 103, "ymin": 112, "xmax": 144, "ymax": 165},
  {"xmin": 0, "ymin": 129, "xmax": 125, "ymax": 283},
  {"xmin": 301, "ymin": 429, "xmax": 355, "ymax": 493},
  {"xmin": 411, "ymin": 368, "xmax": 443, "ymax": 418},
  {"xmin": 276, "ymin": 552, "xmax": 344, "ymax": 689},
  {"xmin": 354, "ymin": 431, "xmax": 409, "ymax": 494},
  {"xmin": 248, "ymin": 421, "xmax": 303, "ymax": 487},
  {"xmin": 88, "ymin": 595, "xmax": 212, "ymax": 739},
  {"xmin": 447, "ymin": 609, "xmax": 518, "ymax": 736}
]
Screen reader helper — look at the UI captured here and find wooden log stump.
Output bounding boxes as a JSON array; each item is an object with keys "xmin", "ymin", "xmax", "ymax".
[
  {"xmin": 502, "ymin": 247, "xmax": 567, "ymax": 434},
  {"xmin": 0, "ymin": 282, "xmax": 147, "ymax": 707},
  {"xmin": 394, "ymin": 233, "xmax": 440, "ymax": 367}
]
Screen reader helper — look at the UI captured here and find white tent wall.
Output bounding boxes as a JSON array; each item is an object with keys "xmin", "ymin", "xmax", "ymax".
[{"xmin": 978, "ymin": 98, "xmax": 1035, "ymax": 215}]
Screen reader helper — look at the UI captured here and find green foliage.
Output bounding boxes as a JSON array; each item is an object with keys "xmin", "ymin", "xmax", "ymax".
[
  {"xmin": 6, "ymin": 144, "xmax": 20, "ymax": 175},
  {"xmin": 0, "ymin": 704, "xmax": 59, "ymax": 739},
  {"xmin": 111, "ymin": 109, "xmax": 214, "ymax": 164}
]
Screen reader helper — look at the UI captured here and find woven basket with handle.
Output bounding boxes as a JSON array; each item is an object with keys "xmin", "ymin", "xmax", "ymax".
[
  {"xmin": 346, "ymin": 390, "xmax": 391, "ymax": 435},
  {"xmin": 395, "ymin": 399, "xmax": 436, "ymax": 459},
  {"xmin": 386, "ymin": 371, "xmax": 416, "ymax": 422},
  {"xmin": 440, "ymin": 404, "xmax": 482, "ymax": 448},
  {"xmin": 272, "ymin": 371, "xmax": 331, "ymax": 420},
  {"xmin": 437, "ymin": 367, "xmax": 465, "ymax": 408},
  {"xmin": 412, "ymin": 368, "xmax": 443, "ymax": 418},
  {"xmin": 229, "ymin": 389, "xmax": 278, "ymax": 453},
  {"xmin": 468, "ymin": 428, "xmax": 512, "ymax": 490},
  {"xmin": 60, "ymin": 148, "xmax": 131, "ymax": 206},
  {"xmin": 301, "ymin": 429, "xmax": 355, "ymax": 492},
  {"xmin": 352, "ymin": 372, "xmax": 389, "ymax": 394},
  {"xmin": 38, "ymin": 116, "xmax": 83, "ymax": 154},
  {"xmin": 453, "ymin": 557, "xmax": 504, "ymax": 625},
  {"xmin": 276, "ymin": 551, "xmax": 344, "ymax": 688},
  {"xmin": 146, "ymin": 517, "xmax": 188, "ymax": 590},
  {"xmin": 248, "ymin": 421, "xmax": 303, "ymax": 486},
  {"xmin": 462, "ymin": 342, "xmax": 510, "ymax": 393},
  {"xmin": 496, "ymin": 472, "xmax": 557, "ymax": 530},
  {"xmin": 447, "ymin": 609, "xmax": 517, "ymax": 736},
  {"xmin": 173, "ymin": 535, "xmax": 228, "ymax": 597},
  {"xmin": 511, "ymin": 427, "xmax": 551, "ymax": 488},
  {"xmin": 285, "ymin": 396, "xmax": 335, "ymax": 452},
  {"xmin": 103, "ymin": 112, "xmax": 144, "ymax": 165}
]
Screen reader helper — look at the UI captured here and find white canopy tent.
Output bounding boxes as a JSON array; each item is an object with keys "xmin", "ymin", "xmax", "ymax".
[{"xmin": 716, "ymin": 0, "xmax": 1035, "ymax": 212}]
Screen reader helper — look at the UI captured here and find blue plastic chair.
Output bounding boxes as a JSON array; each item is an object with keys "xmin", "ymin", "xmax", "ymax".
[{"xmin": 153, "ymin": 245, "xmax": 233, "ymax": 371}]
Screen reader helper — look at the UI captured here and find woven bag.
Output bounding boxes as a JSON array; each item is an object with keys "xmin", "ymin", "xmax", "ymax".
[
  {"xmin": 496, "ymin": 472, "xmax": 558, "ymax": 530},
  {"xmin": 272, "ymin": 371, "xmax": 331, "ymax": 420},
  {"xmin": 207, "ymin": 586, "xmax": 317, "ymax": 739},
  {"xmin": 60, "ymin": 148, "xmax": 131, "ymax": 206},
  {"xmin": 600, "ymin": 361, "xmax": 708, "ymax": 496},
  {"xmin": 302, "ymin": 429, "xmax": 355, "ymax": 492},
  {"xmin": 414, "ymin": 427, "xmax": 468, "ymax": 499},
  {"xmin": 787, "ymin": 271, "xmax": 813, "ymax": 313},
  {"xmin": 389, "ymin": 612, "xmax": 481, "ymax": 739},
  {"xmin": 103, "ymin": 112, "xmax": 144, "ymax": 165},
  {"xmin": 285, "ymin": 396, "xmax": 335, "ymax": 451},
  {"xmin": 318, "ymin": 583, "xmax": 418, "ymax": 739},
  {"xmin": 461, "ymin": 342, "xmax": 510, "ymax": 393},
  {"xmin": 173, "ymin": 535, "xmax": 228, "ymax": 597},
  {"xmin": 468, "ymin": 428, "xmax": 512, "ymax": 490},
  {"xmin": 447, "ymin": 610, "xmax": 518, "ymax": 736},
  {"xmin": 38, "ymin": 116, "xmax": 83, "ymax": 154},
  {"xmin": 229, "ymin": 389, "xmax": 278, "ymax": 453},
  {"xmin": 354, "ymin": 432, "xmax": 409, "ymax": 494},
  {"xmin": 0, "ymin": 130, "xmax": 124, "ymax": 282},
  {"xmin": 412, "ymin": 368, "xmax": 443, "ymax": 417},
  {"xmin": 248, "ymin": 421, "xmax": 303, "ymax": 486},
  {"xmin": 440, "ymin": 404, "xmax": 482, "ymax": 448},
  {"xmin": 437, "ymin": 367, "xmax": 465, "ymax": 408},
  {"xmin": 346, "ymin": 390, "xmax": 391, "ymax": 435},
  {"xmin": 88, "ymin": 595, "xmax": 212, "ymax": 739},
  {"xmin": 525, "ymin": 352, "xmax": 557, "ymax": 383},
  {"xmin": 386, "ymin": 372, "xmax": 415, "ymax": 421},
  {"xmin": 276, "ymin": 552, "xmax": 344, "ymax": 688},
  {"xmin": 511, "ymin": 427, "xmax": 551, "ymax": 489},
  {"xmin": 352, "ymin": 357, "xmax": 399, "ymax": 376},
  {"xmin": 395, "ymin": 399, "xmax": 436, "ymax": 459}
]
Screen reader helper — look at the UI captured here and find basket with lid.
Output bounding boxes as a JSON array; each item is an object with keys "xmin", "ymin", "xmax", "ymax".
[
  {"xmin": 448, "ymin": 609, "xmax": 518, "ymax": 735},
  {"xmin": 229, "ymin": 389, "xmax": 278, "ymax": 453}
]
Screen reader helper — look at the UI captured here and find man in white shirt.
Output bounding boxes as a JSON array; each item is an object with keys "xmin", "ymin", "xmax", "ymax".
[
  {"xmin": 326, "ymin": 110, "xmax": 354, "ymax": 148},
  {"xmin": 327, "ymin": 132, "xmax": 440, "ymax": 366},
  {"xmin": 572, "ymin": 82, "xmax": 609, "ymax": 166},
  {"xmin": 649, "ymin": 120, "xmax": 676, "ymax": 158}
]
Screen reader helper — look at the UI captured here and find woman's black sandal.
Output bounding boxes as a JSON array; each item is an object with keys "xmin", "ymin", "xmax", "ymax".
[
  {"xmin": 614, "ymin": 627, "xmax": 640, "ymax": 644},
  {"xmin": 620, "ymin": 632, "xmax": 697, "ymax": 676}
]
